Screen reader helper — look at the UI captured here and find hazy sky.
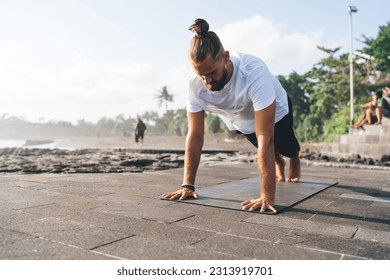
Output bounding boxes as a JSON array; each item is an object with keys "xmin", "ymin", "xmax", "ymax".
[{"xmin": 1, "ymin": 0, "xmax": 389, "ymax": 123}]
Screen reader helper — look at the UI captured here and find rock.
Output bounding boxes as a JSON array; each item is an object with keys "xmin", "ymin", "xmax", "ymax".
[
  {"xmin": 0, "ymin": 147, "xmax": 389, "ymax": 175},
  {"xmin": 380, "ymin": 154, "xmax": 390, "ymax": 162},
  {"xmin": 321, "ymin": 155, "xmax": 330, "ymax": 161},
  {"xmin": 120, "ymin": 158, "xmax": 157, "ymax": 167}
]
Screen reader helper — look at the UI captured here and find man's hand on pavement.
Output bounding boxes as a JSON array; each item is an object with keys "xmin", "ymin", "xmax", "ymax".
[
  {"xmin": 241, "ymin": 197, "xmax": 277, "ymax": 213},
  {"xmin": 162, "ymin": 188, "xmax": 199, "ymax": 200}
]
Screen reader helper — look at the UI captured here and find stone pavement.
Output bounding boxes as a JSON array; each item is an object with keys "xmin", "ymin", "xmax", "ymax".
[{"xmin": 0, "ymin": 162, "xmax": 389, "ymax": 260}]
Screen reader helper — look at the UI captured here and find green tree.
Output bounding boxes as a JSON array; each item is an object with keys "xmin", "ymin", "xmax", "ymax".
[
  {"xmin": 365, "ymin": 21, "xmax": 390, "ymax": 74},
  {"xmin": 140, "ymin": 111, "xmax": 159, "ymax": 124},
  {"xmin": 154, "ymin": 110, "xmax": 174, "ymax": 135},
  {"xmin": 296, "ymin": 46, "xmax": 374, "ymax": 141},
  {"xmin": 277, "ymin": 72, "xmax": 309, "ymax": 132},
  {"xmin": 168, "ymin": 109, "xmax": 188, "ymax": 136},
  {"xmin": 155, "ymin": 86, "xmax": 174, "ymax": 112}
]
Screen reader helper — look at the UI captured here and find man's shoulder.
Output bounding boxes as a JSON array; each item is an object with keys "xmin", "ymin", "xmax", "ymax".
[
  {"xmin": 233, "ymin": 52, "xmax": 266, "ymax": 66},
  {"xmin": 188, "ymin": 72, "xmax": 206, "ymax": 96},
  {"xmin": 232, "ymin": 52, "xmax": 269, "ymax": 76},
  {"xmin": 188, "ymin": 71, "xmax": 202, "ymax": 86}
]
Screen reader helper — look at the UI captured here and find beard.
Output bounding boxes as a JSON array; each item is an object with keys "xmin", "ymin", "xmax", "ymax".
[{"xmin": 207, "ymin": 65, "xmax": 228, "ymax": 91}]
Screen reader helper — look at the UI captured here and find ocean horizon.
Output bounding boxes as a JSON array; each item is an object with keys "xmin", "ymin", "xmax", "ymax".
[{"xmin": 0, "ymin": 139, "xmax": 74, "ymax": 150}]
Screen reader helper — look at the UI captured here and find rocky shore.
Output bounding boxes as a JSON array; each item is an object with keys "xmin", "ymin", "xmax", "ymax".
[{"xmin": 0, "ymin": 147, "xmax": 389, "ymax": 174}]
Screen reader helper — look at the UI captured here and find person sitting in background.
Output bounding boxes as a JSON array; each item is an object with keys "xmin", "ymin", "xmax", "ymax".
[
  {"xmin": 382, "ymin": 84, "xmax": 390, "ymax": 119},
  {"xmin": 372, "ymin": 90, "xmax": 383, "ymax": 124},
  {"xmin": 351, "ymin": 90, "xmax": 383, "ymax": 129}
]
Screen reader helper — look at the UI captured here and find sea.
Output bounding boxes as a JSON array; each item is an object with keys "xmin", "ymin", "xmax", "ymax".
[{"xmin": 0, "ymin": 139, "xmax": 74, "ymax": 150}]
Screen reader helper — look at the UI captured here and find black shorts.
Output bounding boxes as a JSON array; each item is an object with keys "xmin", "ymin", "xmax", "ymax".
[
  {"xmin": 135, "ymin": 131, "xmax": 145, "ymax": 142},
  {"xmin": 237, "ymin": 96, "xmax": 300, "ymax": 158}
]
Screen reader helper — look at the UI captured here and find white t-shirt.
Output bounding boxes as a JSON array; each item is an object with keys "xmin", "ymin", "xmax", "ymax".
[{"xmin": 186, "ymin": 52, "xmax": 289, "ymax": 134}]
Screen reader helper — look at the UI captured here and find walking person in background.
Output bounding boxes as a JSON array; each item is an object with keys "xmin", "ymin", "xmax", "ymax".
[
  {"xmin": 134, "ymin": 118, "xmax": 147, "ymax": 146},
  {"xmin": 162, "ymin": 19, "xmax": 301, "ymax": 213}
]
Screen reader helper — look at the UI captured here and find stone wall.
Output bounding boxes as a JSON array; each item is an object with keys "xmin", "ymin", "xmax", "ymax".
[{"xmin": 321, "ymin": 117, "xmax": 390, "ymax": 160}]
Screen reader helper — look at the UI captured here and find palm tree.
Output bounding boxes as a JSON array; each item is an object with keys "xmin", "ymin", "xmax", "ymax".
[{"xmin": 155, "ymin": 86, "xmax": 174, "ymax": 112}]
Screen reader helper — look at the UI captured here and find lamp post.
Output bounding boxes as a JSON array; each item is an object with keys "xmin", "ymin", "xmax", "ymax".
[{"xmin": 348, "ymin": 5, "xmax": 358, "ymax": 125}]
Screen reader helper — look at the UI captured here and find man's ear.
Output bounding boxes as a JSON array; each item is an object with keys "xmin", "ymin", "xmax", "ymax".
[{"xmin": 223, "ymin": 51, "xmax": 230, "ymax": 63}]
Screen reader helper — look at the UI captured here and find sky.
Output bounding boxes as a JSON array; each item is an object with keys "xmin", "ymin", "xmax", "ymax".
[{"xmin": 0, "ymin": 0, "xmax": 389, "ymax": 124}]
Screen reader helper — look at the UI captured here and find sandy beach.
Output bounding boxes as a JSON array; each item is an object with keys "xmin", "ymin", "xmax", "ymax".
[{"xmin": 54, "ymin": 134, "xmax": 258, "ymax": 152}]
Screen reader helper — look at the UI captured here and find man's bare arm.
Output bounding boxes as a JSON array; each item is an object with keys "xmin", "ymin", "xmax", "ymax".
[
  {"xmin": 162, "ymin": 111, "xmax": 204, "ymax": 200},
  {"xmin": 242, "ymin": 101, "xmax": 277, "ymax": 212}
]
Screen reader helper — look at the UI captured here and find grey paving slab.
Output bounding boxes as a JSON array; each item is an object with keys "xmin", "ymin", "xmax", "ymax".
[
  {"xmin": 93, "ymin": 235, "xmax": 239, "ymax": 260},
  {"xmin": 0, "ymin": 227, "xmax": 33, "ymax": 247},
  {"xmin": 175, "ymin": 214, "xmax": 291, "ymax": 243},
  {"xmin": 43, "ymin": 193, "xmax": 107, "ymax": 210},
  {"xmin": 19, "ymin": 203, "xmax": 130, "ymax": 227},
  {"xmin": 306, "ymin": 200, "xmax": 390, "ymax": 231},
  {"xmin": 372, "ymin": 201, "xmax": 390, "ymax": 208},
  {"xmin": 0, "ymin": 209, "xmax": 42, "ymax": 229},
  {"xmin": 193, "ymin": 233, "xmax": 341, "ymax": 260},
  {"xmin": 164, "ymin": 177, "xmax": 337, "ymax": 214},
  {"xmin": 43, "ymin": 184, "xmax": 115, "ymax": 198},
  {"xmin": 95, "ymin": 217, "xmax": 215, "ymax": 246},
  {"xmin": 0, "ymin": 180, "xmax": 50, "ymax": 190},
  {"xmin": 8, "ymin": 217, "xmax": 134, "ymax": 250},
  {"xmin": 353, "ymin": 227, "xmax": 390, "ymax": 244},
  {"xmin": 277, "ymin": 231, "xmax": 390, "ymax": 260},
  {"xmin": 340, "ymin": 193, "xmax": 390, "ymax": 203},
  {"xmin": 97, "ymin": 202, "xmax": 195, "ymax": 224},
  {"xmin": 0, "ymin": 187, "xmax": 56, "ymax": 211},
  {"xmin": 0, "ymin": 237, "xmax": 111, "ymax": 260},
  {"xmin": 244, "ymin": 215, "xmax": 357, "ymax": 238}
]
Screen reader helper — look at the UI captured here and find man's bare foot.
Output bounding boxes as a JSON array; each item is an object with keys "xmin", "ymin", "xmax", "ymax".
[
  {"xmin": 287, "ymin": 155, "xmax": 300, "ymax": 182},
  {"xmin": 275, "ymin": 153, "xmax": 285, "ymax": 182}
]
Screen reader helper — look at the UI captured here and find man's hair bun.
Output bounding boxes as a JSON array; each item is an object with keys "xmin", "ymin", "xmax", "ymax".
[
  {"xmin": 188, "ymin": 18, "xmax": 224, "ymax": 61},
  {"xmin": 189, "ymin": 18, "xmax": 209, "ymax": 37}
]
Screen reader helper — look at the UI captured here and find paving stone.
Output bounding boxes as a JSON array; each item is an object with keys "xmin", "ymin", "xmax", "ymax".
[
  {"xmin": 0, "ymin": 237, "xmax": 111, "ymax": 260},
  {"xmin": 0, "ymin": 180, "xmax": 50, "ymax": 190},
  {"xmin": 47, "ymin": 185, "xmax": 115, "ymax": 198},
  {"xmin": 0, "ymin": 209, "xmax": 42, "ymax": 229},
  {"xmin": 278, "ymin": 230, "xmax": 390, "ymax": 260},
  {"xmin": 95, "ymin": 217, "xmax": 215, "ymax": 246},
  {"xmin": 8, "ymin": 217, "xmax": 134, "ymax": 250},
  {"xmin": 167, "ymin": 201, "xmax": 253, "ymax": 221},
  {"xmin": 244, "ymin": 215, "xmax": 357, "ymax": 238},
  {"xmin": 20, "ymin": 203, "xmax": 129, "ymax": 227},
  {"xmin": 193, "ymin": 233, "xmax": 340, "ymax": 260},
  {"xmin": 0, "ymin": 187, "xmax": 56, "ymax": 211},
  {"xmin": 97, "ymin": 203, "xmax": 194, "ymax": 224},
  {"xmin": 44, "ymin": 193, "xmax": 107, "ymax": 209},
  {"xmin": 175, "ymin": 213, "xmax": 291, "ymax": 243},
  {"xmin": 307, "ymin": 206, "xmax": 390, "ymax": 232},
  {"xmin": 354, "ymin": 227, "xmax": 390, "ymax": 244},
  {"xmin": 93, "ymin": 194, "xmax": 195, "ymax": 223},
  {"xmin": 340, "ymin": 193, "xmax": 390, "ymax": 203},
  {"xmin": 371, "ymin": 201, "xmax": 390, "ymax": 208},
  {"xmin": 93, "ymin": 235, "xmax": 239, "ymax": 260},
  {"xmin": 0, "ymin": 227, "xmax": 33, "ymax": 247}
]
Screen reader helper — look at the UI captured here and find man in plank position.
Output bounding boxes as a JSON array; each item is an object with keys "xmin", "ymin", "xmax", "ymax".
[{"xmin": 162, "ymin": 19, "xmax": 301, "ymax": 213}]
